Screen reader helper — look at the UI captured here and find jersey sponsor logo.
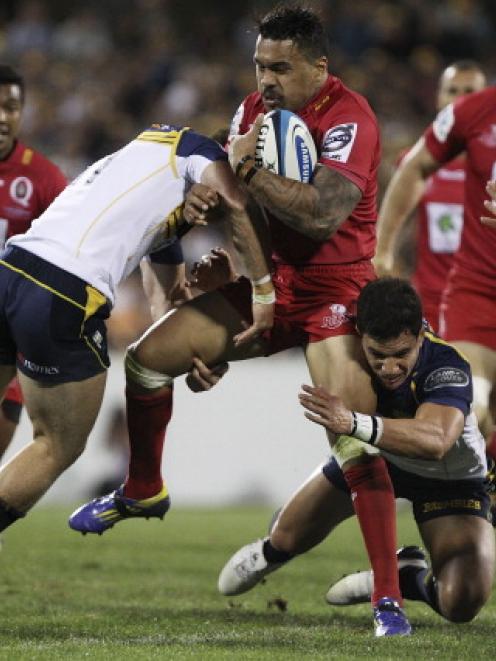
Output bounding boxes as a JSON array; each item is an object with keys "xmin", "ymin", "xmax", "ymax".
[
  {"xmin": 423, "ymin": 366, "xmax": 469, "ymax": 391},
  {"xmin": 321, "ymin": 123, "xmax": 357, "ymax": 163},
  {"xmin": 18, "ymin": 354, "xmax": 60, "ymax": 376},
  {"xmin": 432, "ymin": 104, "xmax": 455, "ymax": 143},
  {"xmin": 321, "ymin": 303, "xmax": 348, "ymax": 329},
  {"xmin": 9, "ymin": 176, "xmax": 33, "ymax": 207}
]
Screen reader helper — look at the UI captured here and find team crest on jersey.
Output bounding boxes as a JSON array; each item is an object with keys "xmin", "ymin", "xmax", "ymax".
[
  {"xmin": 478, "ymin": 124, "xmax": 496, "ymax": 148},
  {"xmin": 432, "ymin": 104, "xmax": 455, "ymax": 143},
  {"xmin": 321, "ymin": 123, "xmax": 357, "ymax": 163},
  {"xmin": 424, "ymin": 367, "xmax": 469, "ymax": 391},
  {"xmin": 10, "ymin": 176, "xmax": 33, "ymax": 207},
  {"xmin": 321, "ymin": 303, "xmax": 348, "ymax": 329}
]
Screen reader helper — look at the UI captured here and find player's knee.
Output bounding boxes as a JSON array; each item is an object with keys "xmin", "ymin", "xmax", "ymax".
[
  {"xmin": 125, "ymin": 345, "xmax": 174, "ymax": 391},
  {"xmin": 438, "ymin": 572, "xmax": 490, "ymax": 623}
]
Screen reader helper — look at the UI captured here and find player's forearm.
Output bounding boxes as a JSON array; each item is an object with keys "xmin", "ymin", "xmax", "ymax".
[
  {"xmin": 376, "ymin": 417, "xmax": 451, "ymax": 460},
  {"xmin": 376, "ymin": 166, "xmax": 426, "ymax": 262},
  {"xmin": 246, "ymin": 168, "xmax": 347, "ymax": 242},
  {"xmin": 229, "ymin": 204, "xmax": 272, "ymax": 284}
]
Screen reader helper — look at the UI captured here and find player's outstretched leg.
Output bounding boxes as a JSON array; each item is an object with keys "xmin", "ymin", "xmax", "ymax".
[
  {"xmin": 68, "ymin": 483, "xmax": 170, "ymax": 535},
  {"xmin": 218, "ymin": 537, "xmax": 293, "ymax": 595}
]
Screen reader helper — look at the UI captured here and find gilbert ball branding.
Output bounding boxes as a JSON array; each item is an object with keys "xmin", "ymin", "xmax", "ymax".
[{"xmin": 255, "ymin": 109, "xmax": 317, "ymax": 183}]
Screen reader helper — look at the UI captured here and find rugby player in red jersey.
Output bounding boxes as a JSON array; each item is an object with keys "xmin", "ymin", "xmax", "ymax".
[
  {"xmin": 69, "ymin": 4, "xmax": 409, "ymax": 635},
  {"xmin": 378, "ymin": 73, "xmax": 496, "ymax": 456},
  {"xmin": 377, "ymin": 62, "xmax": 486, "ymax": 333},
  {"xmin": 0, "ymin": 65, "xmax": 67, "ymax": 456}
]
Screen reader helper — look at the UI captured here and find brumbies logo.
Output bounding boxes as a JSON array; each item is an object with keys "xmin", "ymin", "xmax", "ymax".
[
  {"xmin": 321, "ymin": 123, "xmax": 357, "ymax": 163},
  {"xmin": 424, "ymin": 367, "xmax": 469, "ymax": 391}
]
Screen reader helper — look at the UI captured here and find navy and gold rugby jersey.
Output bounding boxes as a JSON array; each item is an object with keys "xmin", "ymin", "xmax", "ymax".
[{"xmin": 376, "ymin": 331, "xmax": 486, "ymax": 480}]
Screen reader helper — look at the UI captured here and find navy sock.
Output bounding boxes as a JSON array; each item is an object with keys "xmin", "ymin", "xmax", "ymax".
[
  {"xmin": 399, "ymin": 566, "xmax": 441, "ymax": 614},
  {"xmin": 263, "ymin": 538, "xmax": 294, "ymax": 564},
  {"xmin": 0, "ymin": 498, "xmax": 25, "ymax": 532}
]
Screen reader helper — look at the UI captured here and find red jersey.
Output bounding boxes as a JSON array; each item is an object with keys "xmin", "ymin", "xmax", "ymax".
[
  {"xmin": 424, "ymin": 86, "xmax": 496, "ymax": 285},
  {"xmin": 411, "ymin": 157, "xmax": 465, "ymax": 306},
  {"xmin": 230, "ymin": 75, "xmax": 381, "ymax": 265},
  {"xmin": 0, "ymin": 140, "xmax": 67, "ymax": 249}
]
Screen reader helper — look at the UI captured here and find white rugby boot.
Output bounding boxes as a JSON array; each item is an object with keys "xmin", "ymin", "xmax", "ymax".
[{"xmin": 218, "ymin": 537, "xmax": 286, "ymax": 596}]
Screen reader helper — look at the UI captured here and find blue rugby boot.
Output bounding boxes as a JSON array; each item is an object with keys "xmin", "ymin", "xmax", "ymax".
[
  {"xmin": 373, "ymin": 597, "xmax": 412, "ymax": 637},
  {"xmin": 69, "ymin": 484, "xmax": 170, "ymax": 535}
]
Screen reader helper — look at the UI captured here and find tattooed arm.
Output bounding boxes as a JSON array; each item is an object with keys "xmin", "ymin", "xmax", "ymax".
[
  {"xmin": 245, "ymin": 164, "xmax": 361, "ymax": 242},
  {"xmin": 229, "ymin": 115, "xmax": 361, "ymax": 243}
]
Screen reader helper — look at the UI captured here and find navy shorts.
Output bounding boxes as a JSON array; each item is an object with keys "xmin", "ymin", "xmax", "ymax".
[
  {"xmin": 0, "ymin": 246, "xmax": 111, "ymax": 384},
  {"xmin": 323, "ymin": 456, "xmax": 492, "ymax": 524}
]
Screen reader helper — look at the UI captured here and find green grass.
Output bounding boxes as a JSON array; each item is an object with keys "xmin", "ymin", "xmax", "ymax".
[{"xmin": 0, "ymin": 506, "xmax": 493, "ymax": 659}]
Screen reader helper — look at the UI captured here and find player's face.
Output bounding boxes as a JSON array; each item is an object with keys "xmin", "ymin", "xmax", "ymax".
[
  {"xmin": 254, "ymin": 37, "xmax": 327, "ymax": 112},
  {"xmin": 436, "ymin": 67, "xmax": 486, "ymax": 110},
  {"xmin": 362, "ymin": 330, "xmax": 423, "ymax": 390},
  {"xmin": 0, "ymin": 83, "xmax": 23, "ymax": 159}
]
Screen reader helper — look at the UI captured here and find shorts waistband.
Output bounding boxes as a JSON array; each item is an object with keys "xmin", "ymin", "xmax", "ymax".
[
  {"xmin": 274, "ymin": 261, "xmax": 375, "ymax": 275},
  {"xmin": 0, "ymin": 246, "xmax": 106, "ymax": 310}
]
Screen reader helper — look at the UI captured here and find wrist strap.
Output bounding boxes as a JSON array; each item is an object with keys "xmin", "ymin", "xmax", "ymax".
[
  {"xmin": 252, "ymin": 290, "xmax": 276, "ymax": 305},
  {"xmin": 235, "ymin": 155, "xmax": 255, "ymax": 177},
  {"xmin": 350, "ymin": 412, "xmax": 384, "ymax": 446},
  {"xmin": 252, "ymin": 274, "xmax": 272, "ymax": 286}
]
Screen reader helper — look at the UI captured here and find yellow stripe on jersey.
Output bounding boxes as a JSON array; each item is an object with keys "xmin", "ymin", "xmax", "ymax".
[
  {"xmin": 424, "ymin": 331, "xmax": 470, "ymax": 363},
  {"xmin": 136, "ymin": 127, "xmax": 189, "ymax": 179},
  {"xmin": 75, "ymin": 163, "xmax": 170, "ymax": 256},
  {"xmin": 84, "ymin": 285, "xmax": 107, "ymax": 320},
  {"xmin": 21, "ymin": 148, "xmax": 33, "ymax": 165}
]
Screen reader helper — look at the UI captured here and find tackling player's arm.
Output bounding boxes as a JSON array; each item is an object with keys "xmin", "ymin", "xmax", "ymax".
[
  {"xmin": 140, "ymin": 259, "xmax": 191, "ymax": 322},
  {"xmin": 201, "ymin": 159, "xmax": 274, "ymax": 344},
  {"xmin": 299, "ymin": 384, "xmax": 464, "ymax": 460},
  {"xmin": 375, "ymin": 137, "xmax": 440, "ymax": 274},
  {"xmin": 230, "ymin": 116, "xmax": 360, "ymax": 242}
]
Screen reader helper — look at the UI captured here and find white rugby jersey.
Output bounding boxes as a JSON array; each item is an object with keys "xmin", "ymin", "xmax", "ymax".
[{"xmin": 8, "ymin": 126, "xmax": 227, "ymax": 303}]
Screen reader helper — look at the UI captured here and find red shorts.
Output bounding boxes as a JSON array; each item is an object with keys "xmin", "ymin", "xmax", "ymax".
[
  {"xmin": 3, "ymin": 377, "xmax": 22, "ymax": 405},
  {"xmin": 439, "ymin": 267, "xmax": 496, "ymax": 350},
  {"xmin": 219, "ymin": 261, "xmax": 376, "ymax": 355},
  {"xmin": 417, "ymin": 293, "xmax": 441, "ymax": 334}
]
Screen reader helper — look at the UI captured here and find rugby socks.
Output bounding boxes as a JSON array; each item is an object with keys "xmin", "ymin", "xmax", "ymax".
[
  {"xmin": 123, "ymin": 387, "xmax": 173, "ymax": 499},
  {"xmin": 399, "ymin": 566, "xmax": 441, "ymax": 614},
  {"xmin": 0, "ymin": 497, "xmax": 25, "ymax": 532},
  {"xmin": 263, "ymin": 538, "xmax": 294, "ymax": 564},
  {"xmin": 343, "ymin": 456, "xmax": 403, "ymax": 606}
]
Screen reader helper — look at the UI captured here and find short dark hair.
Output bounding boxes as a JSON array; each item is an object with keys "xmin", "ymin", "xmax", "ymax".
[
  {"xmin": 0, "ymin": 65, "xmax": 25, "ymax": 102},
  {"xmin": 446, "ymin": 59, "xmax": 484, "ymax": 74},
  {"xmin": 356, "ymin": 278, "xmax": 423, "ymax": 341},
  {"xmin": 257, "ymin": 4, "xmax": 328, "ymax": 60}
]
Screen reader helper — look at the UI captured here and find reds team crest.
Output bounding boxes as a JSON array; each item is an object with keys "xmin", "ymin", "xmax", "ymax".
[{"xmin": 321, "ymin": 303, "xmax": 348, "ymax": 329}]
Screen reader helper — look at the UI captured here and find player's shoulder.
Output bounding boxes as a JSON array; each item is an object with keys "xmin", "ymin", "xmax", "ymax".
[
  {"xmin": 177, "ymin": 128, "xmax": 227, "ymax": 162},
  {"xmin": 320, "ymin": 76, "xmax": 378, "ymax": 125},
  {"xmin": 415, "ymin": 332, "xmax": 471, "ymax": 387},
  {"xmin": 15, "ymin": 141, "xmax": 62, "ymax": 174}
]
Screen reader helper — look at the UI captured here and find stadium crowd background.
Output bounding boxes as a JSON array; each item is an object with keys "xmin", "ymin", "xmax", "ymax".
[{"xmin": 1, "ymin": 0, "xmax": 496, "ymax": 502}]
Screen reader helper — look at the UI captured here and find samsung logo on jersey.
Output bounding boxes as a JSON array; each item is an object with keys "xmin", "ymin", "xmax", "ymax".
[{"xmin": 424, "ymin": 367, "xmax": 469, "ymax": 391}]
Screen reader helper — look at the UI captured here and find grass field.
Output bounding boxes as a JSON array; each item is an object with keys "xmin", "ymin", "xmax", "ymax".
[{"xmin": 0, "ymin": 505, "xmax": 494, "ymax": 660}]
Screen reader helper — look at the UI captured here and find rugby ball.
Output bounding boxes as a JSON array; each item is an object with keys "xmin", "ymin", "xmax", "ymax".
[{"xmin": 255, "ymin": 109, "xmax": 317, "ymax": 183}]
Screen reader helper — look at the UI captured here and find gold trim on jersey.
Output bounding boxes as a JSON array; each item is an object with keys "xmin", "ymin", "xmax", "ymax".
[
  {"xmin": 75, "ymin": 163, "xmax": 171, "ymax": 256},
  {"xmin": 21, "ymin": 148, "xmax": 33, "ymax": 165},
  {"xmin": 136, "ymin": 127, "xmax": 189, "ymax": 179},
  {"xmin": 424, "ymin": 331, "xmax": 469, "ymax": 363}
]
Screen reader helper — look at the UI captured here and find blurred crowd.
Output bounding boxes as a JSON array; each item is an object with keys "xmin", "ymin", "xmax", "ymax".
[{"xmin": 1, "ymin": 0, "xmax": 495, "ymax": 347}]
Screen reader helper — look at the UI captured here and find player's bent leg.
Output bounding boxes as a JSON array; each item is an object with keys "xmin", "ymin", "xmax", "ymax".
[
  {"xmin": 452, "ymin": 341, "xmax": 496, "ymax": 438},
  {"xmin": 305, "ymin": 334, "xmax": 403, "ymax": 614},
  {"xmin": 419, "ymin": 514, "xmax": 495, "ymax": 622},
  {"xmin": 70, "ymin": 289, "xmax": 268, "ymax": 533},
  {"xmin": 0, "ymin": 371, "xmax": 106, "ymax": 529},
  {"xmin": 218, "ymin": 469, "xmax": 353, "ymax": 596}
]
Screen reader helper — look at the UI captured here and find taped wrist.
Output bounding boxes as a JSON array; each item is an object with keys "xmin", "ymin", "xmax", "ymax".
[{"xmin": 350, "ymin": 412, "xmax": 384, "ymax": 446}]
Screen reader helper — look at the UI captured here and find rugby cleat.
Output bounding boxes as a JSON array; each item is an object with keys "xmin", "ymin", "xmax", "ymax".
[
  {"xmin": 326, "ymin": 545, "xmax": 427, "ymax": 605},
  {"xmin": 68, "ymin": 484, "xmax": 170, "ymax": 535},
  {"xmin": 218, "ymin": 538, "xmax": 285, "ymax": 596},
  {"xmin": 373, "ymin": 597, "xmax": 412, "ymax": 637}
]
